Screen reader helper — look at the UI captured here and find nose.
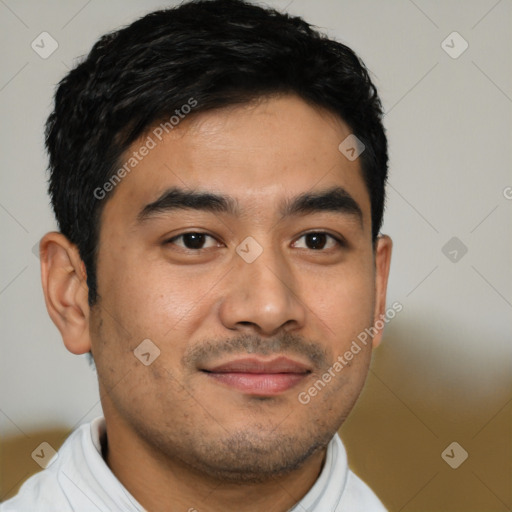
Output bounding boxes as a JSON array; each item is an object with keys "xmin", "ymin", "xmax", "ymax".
[{"xmin": 218, "ymin": 244, "xmax": 307, "ymax": 336}]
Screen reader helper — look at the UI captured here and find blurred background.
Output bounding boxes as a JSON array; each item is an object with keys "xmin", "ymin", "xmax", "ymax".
[{"xmin": 1, "ymin": 1, "xmax": 510, "ymax": 510}]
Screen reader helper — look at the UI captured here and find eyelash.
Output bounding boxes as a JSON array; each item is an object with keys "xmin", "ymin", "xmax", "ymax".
[{"xmin": 164, "ymin": 231, "xmax": 346, "ymax": 251}]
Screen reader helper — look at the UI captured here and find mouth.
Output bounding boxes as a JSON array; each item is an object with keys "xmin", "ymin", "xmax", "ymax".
[{"xmin": 200, "ymin": 356, "xmax": 312, "ymax": 396}]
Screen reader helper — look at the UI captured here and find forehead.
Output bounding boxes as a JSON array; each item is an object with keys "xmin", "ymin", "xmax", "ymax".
[{"xmin": 102, "ymin": 94, "xmax": 371, "ymax": 227}]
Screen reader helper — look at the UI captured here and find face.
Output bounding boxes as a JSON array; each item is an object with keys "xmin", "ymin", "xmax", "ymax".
[{"xmin": 89, "ymin": 94, "xmax": 390, "ymax": 482}]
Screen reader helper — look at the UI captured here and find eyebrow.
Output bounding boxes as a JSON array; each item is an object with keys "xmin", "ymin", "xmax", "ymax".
[
  {"xmin": 138, "ymin": 187, "xmax": 238, "ymax": 221},
  {"xmin": 280, "ymin": 186, "xmax": 363, "ymax": 224},
  {"xmin": 137, "ymin": 185, "xmax": 363, "ymax": 226}
]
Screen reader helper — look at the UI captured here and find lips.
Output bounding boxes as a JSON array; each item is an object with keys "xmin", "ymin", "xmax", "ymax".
[{"xmin": 201, "ymin": 356, "xmax": 311, "ymax": 396}]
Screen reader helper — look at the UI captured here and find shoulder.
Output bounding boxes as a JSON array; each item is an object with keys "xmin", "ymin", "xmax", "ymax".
[
  {"xmin": 0, "ymin": 421, "xmax": 93, "ymax": 512},
  {"xmin": 338, "ymin": 469, "xmax": 388, "ymax": 511},
  {"xmin": 329, "ymin": 434, "xmax": 387, "ymax": 511},
  {"xmin": 0, "ymin": 467, "xmax": 73, "ymax": 512}
]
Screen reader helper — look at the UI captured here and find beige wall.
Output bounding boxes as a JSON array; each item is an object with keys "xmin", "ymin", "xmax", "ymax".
[{"xmin": 1, "ymin": 1, "xmax": 510, "ymax": 510}]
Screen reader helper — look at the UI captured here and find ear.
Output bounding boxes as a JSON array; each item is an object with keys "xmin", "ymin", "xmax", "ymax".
[
  {"xmin": 40, "ymin": 232, "xmax": 91, "ymax": 355},
  {"xmin": 371, "ymin": 234, "xmax": 393, "ymax": 348}
]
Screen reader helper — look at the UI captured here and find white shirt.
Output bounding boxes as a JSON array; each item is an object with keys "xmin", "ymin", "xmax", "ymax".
[{"xmin": 1, "ymin": 417, "xmax": 387, "ymax": 511}]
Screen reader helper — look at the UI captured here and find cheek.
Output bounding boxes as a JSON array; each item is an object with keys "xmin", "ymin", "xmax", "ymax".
[
  {"xmin": 95, "ymin": 248, "xmax": 227, "ymax": 365},
  {"xmin": 98, "ymin": 247, "xmax": 191, "ymax": 331},
  {"xmin": 303, "ymin": 260, "xmax": 375, "ymax": 346}
]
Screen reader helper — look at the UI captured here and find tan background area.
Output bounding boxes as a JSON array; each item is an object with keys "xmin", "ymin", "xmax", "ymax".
[{"xmin": 1, "ymin": 0, "xmax": 511, "ymax": 510}]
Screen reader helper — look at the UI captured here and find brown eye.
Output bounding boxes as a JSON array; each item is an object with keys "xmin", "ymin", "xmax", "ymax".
[
  {"xmin": 167, "ymin": 232, "xmax": 218, "ymax": 250},
  {"xmin": 292, "ymin": 232, "xmax": 343, "ymax": 250}
]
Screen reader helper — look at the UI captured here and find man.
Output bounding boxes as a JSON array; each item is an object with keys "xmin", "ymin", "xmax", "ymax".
[{"xmin": 1, "ymin": 0, "xmax": 392, "ymax": 510}]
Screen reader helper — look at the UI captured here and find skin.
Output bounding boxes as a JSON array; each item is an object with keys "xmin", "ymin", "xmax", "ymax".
[{"xmin": 40, "ymin": 94, "xmax": 392, "ymax": 512}]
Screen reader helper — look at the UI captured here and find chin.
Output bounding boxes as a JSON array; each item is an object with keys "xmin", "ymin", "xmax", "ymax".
[{"xmin": 175, "ymin": 426, "xmax": 333, "ymax": 484}]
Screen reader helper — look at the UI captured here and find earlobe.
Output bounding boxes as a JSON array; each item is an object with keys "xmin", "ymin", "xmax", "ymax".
[
  {"xmin": 40, "ymin": 232, "xmax": 92, "ymax": 355},
  {"xmin": 371, "ymin": 234, "xmax": 393, "ymax": 348}
]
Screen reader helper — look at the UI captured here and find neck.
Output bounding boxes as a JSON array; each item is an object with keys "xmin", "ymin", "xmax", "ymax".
[{"xmin": 103, "ymin": 413, "xmax": 327, "ymax": 512}]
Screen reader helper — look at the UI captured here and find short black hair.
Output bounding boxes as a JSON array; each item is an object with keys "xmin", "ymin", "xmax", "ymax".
[{"xmin": 45, "ymin": 0, "xmax": 388, "ymax": 306}]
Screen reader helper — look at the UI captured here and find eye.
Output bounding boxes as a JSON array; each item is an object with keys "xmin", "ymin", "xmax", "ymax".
[
  {"xmin": 166, "ymin": 232, "xmax": 220, "ymax": 250},
  {"xmin": 292, "ymin": 232, "xmax": 344, "ymax": 251}
]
